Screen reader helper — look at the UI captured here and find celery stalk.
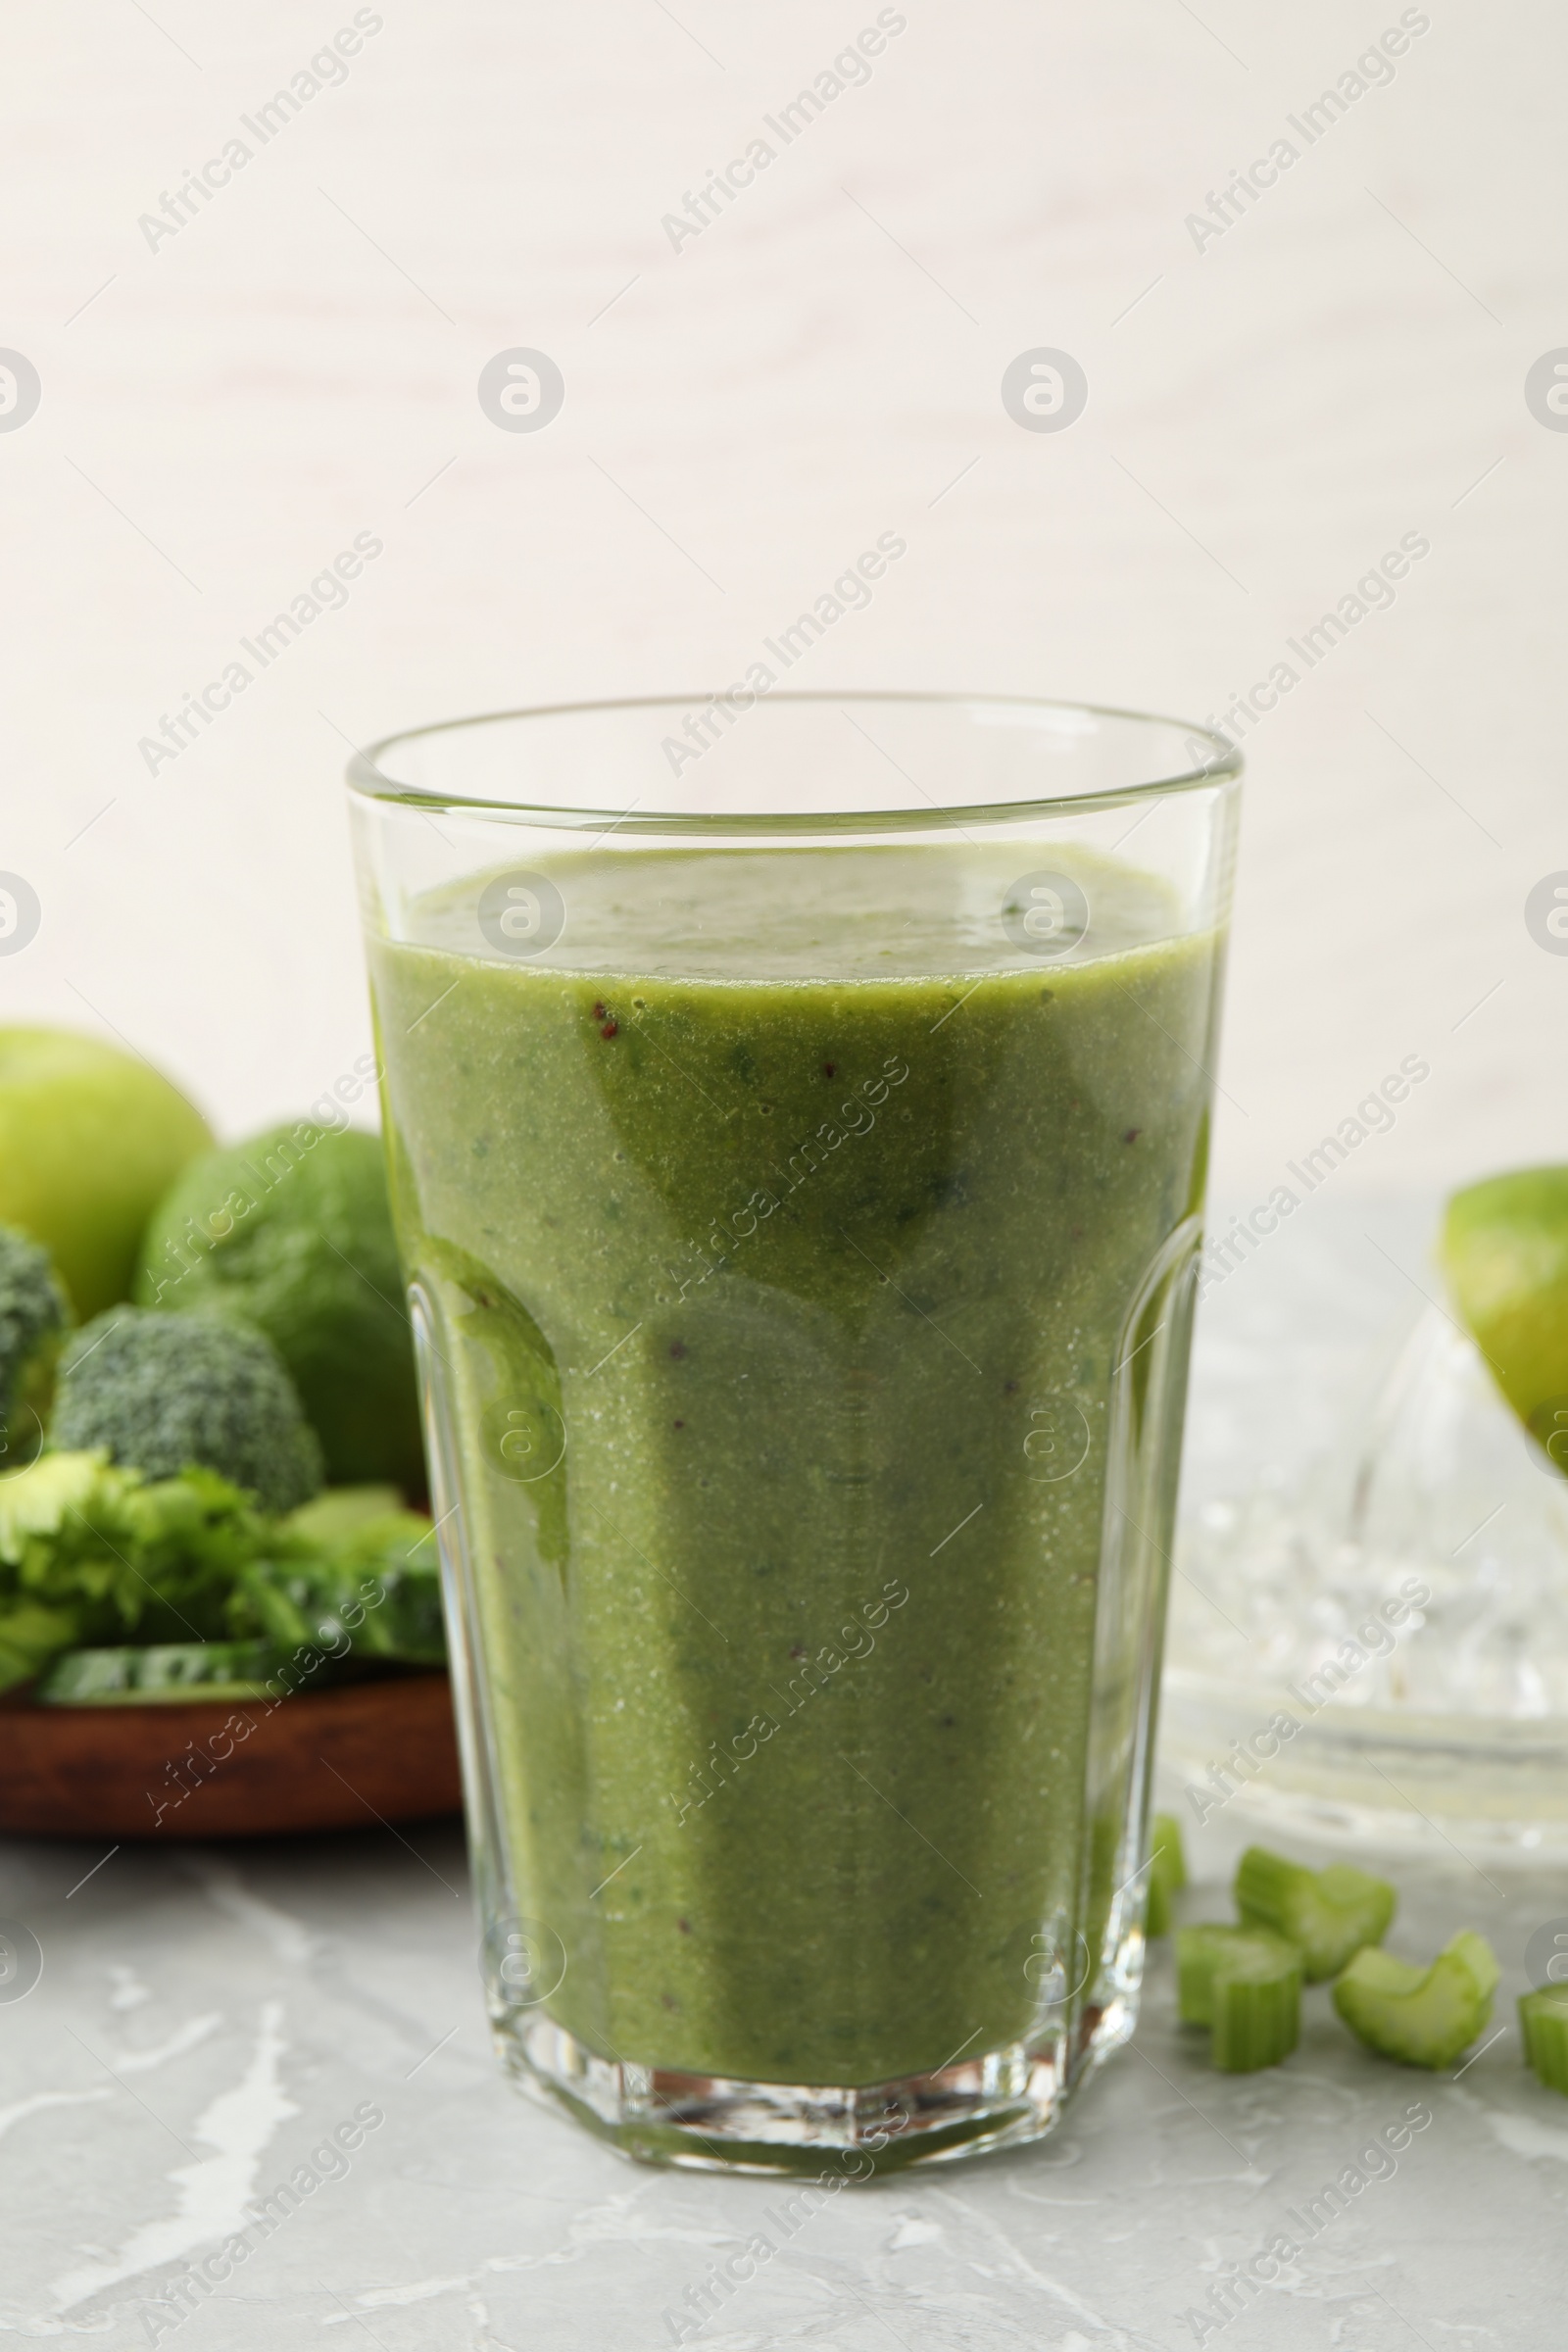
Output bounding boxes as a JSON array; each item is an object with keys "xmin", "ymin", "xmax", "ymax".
[
  {"xmin": 1145, "ymin": 1813, "xmax": 1187, "ymax": 1939},
  {"xmin": 1211, "ymin": 1954, "xmax": 1301, "ymax": 2074},
  {"xmin": 1333, "ymin": 1931, "xmax": 1498, "ymax": 2070},
  {"xmin": 1236, "ymin": 1845, "xmax": 1396, "ymax": 1981},
  {"xmin": 1520, "ymin": 1986, "xmax": 1568, "ymax": 2096},
  {"xmin": 1178, "ymin": 1923, "xmax": 1298, "ymax": 2022}
]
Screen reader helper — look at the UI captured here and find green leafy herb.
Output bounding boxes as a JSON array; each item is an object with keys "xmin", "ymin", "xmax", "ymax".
[{"xmin": 0, "ymin": 1449, "xmax": 268, "ymax": 1685}]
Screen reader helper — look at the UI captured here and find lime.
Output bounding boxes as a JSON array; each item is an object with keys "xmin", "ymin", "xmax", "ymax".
[
  {"xmin": 0, "ymin": 1027, "xmax": 212, "ymax": 1319},
  {"xmin": 1441, "ymin": 1166, "xmax": 1568, "ymax": 1468},
  {"xmin": 133, "ymin": 1124, "xmax": 423, "ymax": 1493}
]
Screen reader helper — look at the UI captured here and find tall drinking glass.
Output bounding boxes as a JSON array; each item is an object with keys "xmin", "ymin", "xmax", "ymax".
[{"xmin": 348, "ymin": 694, "xmax": 1241, "ymax": 2173}]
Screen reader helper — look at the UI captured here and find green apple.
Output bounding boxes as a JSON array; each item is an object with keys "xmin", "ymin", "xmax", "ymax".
[
  {"xmin": 1441, "ymin": 1165, "xmax": 1568, "ymax": 1468},
  {"xmin": 0, "ymin": 1028, "xmax": 213, "ymax": 1319}
]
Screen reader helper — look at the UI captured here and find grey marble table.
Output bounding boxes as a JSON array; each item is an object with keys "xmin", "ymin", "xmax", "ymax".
[{"xmin": 4, "ymin": 1200, "xmax": 1562, "ymax": 2350}]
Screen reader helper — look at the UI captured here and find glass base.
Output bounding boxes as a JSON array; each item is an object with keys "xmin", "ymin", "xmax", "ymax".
[{"xmin": 494, "ymin": 1998, "xmax": 1138, "ymax": 2175}]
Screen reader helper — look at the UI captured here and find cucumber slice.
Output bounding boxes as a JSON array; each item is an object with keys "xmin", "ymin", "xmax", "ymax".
[
  {"xmin": 1146, "ymin": 1812, "xmax": 1187, "ymax": 1938},
  {"xmin": 233, "ymin": 1561, "xmax": 358, "ymax": 1655},
  {"xmin": 233, "ymin": 1552, "xmax": 444, "ymax": 1665},
  {"xmin": 232, "ymin": 1511, "xmax": 444, "ymax": 1666},
  {"xmin": 36, "ymin": 1641, "xmax": 291, "ymax": 1706},
  {"xmin": 1333, "ymin": 1931, "xmax": 1498, "ymax": 2070},
  {"xmin": 1520, "ymin": 1986, "xmax": 1568, "ymax": 2096},
  {"xmin": 1236, "ymin": 1845, "xmax": 1396, "ymax": 1981},
  {"xmin": 354, "ymin": 1562, "xmax": 445, "ymax": 1663}
]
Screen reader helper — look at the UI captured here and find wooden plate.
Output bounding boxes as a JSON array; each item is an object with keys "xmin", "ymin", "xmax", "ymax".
[{"xmin": 0, "ymin": 1672, "xmax": 464, "ymax": 1840}]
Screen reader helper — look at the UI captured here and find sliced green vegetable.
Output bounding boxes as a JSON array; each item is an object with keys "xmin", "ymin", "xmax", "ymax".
[
  {"xmin": 1177, "ymin": 1923, "xmax": 1296, "ymax": 2023},
  {"xmin": 1520, "ymin": 1986, "xmax": 1568, "ymax": 2096},
  {"xmin": 1146, "ymin": 1812, "xmax": 1187, "ymax": 1938},
  {"xmin": 1211, "ymin": 1948, "xmax": 1301, "ymax": 2074},
  {"xmin": 0, "ymin": 1462, "xmax": 439, "ymax": 1697},
  {"xmin": 1177, "ymin": 1924, "xmax": 1300, "ymax": 2072},
  {"xmin": 229, "ymin": 1509, "xmax": 444, "ymax": 1665},
  {"xmin": 37, "ymin": 1640, "xmax": 291, "ymax": 1706},
  {"xmin": 1333, "ymin": 1931, "xmax": 1498, "ymax": 2070},
  {"xmin": 1178, "ymin": 1923, "xmax": 1237, "ymax": 2026},
  {"xmin": 1235, "ymin": 1845, "xmax": 1396, "ymax": 1981}
]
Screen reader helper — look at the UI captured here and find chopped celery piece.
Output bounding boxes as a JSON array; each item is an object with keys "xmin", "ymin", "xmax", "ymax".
[
  {"xmin": 1519, "ymin": 1987, "xmax": 1568, "ymax": 2096},
  {"xmin": 1177, "ymin": 1924, "xmax": 1236, "ymax": 2026},
  {"xmin": 1235, "ymin": 1845, "xmax": 1396, "ymax": 1981},
  {"xmin": 1177, "ymin": 1924, "xmax": 1300, "ymax": 2072},
  {"xmin": 1333, "ymin": 1931, "xmax": 1498, "ymax": 2070},
  {"xmin": 1178, "ymin": 1923, "xmax": 1298, "ymax": 2026},
  {"xmin": 1211, "ymin": 1951, "xmax": 1301, "ymax": 2074},
  {"xmin": 1146, "ymin": 1813, "xmax": 1187, "ymax": 1939}
]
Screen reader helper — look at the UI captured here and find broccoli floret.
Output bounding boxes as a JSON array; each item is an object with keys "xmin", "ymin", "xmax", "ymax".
[
  {"xmin": 0, "ymin": 1223, "xmax": 72, "ymax": 1458},
  {"xmin": 52, "ymin": 1309, "xmax": 323, "ymax": 1514}
]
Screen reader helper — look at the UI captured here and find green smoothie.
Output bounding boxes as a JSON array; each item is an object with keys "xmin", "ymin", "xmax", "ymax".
[{"xmin": 368, "ymin": 842, "xmax": 1222, "ymax": 2088}]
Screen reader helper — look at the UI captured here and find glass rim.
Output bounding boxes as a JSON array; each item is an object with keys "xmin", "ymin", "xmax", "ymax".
[{"xmin": 345, "ymin": 690, "xmax": 1243, "ymax": 836}]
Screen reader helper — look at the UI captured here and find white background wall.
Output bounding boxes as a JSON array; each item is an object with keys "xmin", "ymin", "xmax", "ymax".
[{"xmin": 4, "ymin": 0, "xmax": 1564, "ymax": 1207}]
